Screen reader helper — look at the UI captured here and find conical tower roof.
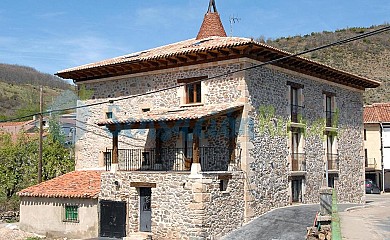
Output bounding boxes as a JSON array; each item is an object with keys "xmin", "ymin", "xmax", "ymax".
[{"xmin": 196, "ymin": 0, "xmax": 227, "ymax": 40}]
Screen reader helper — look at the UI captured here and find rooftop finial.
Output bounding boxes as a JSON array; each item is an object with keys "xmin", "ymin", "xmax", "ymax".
[{"xmin": 208, "ymin": 0, "xmax": 217, "ymax": 13}]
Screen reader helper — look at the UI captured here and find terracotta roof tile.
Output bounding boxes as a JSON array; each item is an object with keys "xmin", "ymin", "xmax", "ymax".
[
  {"xmin": 17, "ymin": 171, "xmax": 102, "ymax": 199},
  {"xmin": 196, "ymin": 12, "xmax": 227, "ymax": 40},
  {"xmin": 0, "ymin": 120, "xmax": 34, "ymax": 127},
  {"xmin": 364, "ymin": 103, "xmax": 390, "ymax": 123},
  {"xmin": 97, "ymin": 103, "xmax": 244, "ymax": 126}
]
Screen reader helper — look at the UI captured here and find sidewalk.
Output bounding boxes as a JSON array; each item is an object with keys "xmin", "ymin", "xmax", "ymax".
[{"xmin": 339, "ymin": 193, "xmax": 390, "ymax": 240}]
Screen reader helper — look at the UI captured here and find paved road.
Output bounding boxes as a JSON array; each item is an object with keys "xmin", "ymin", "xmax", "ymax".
[
  {"xmin": 222, "ymin": 203, "xmax": 358, "ymax": 240},
  {"xmin": 340, "ymin": 193, "xmax": 390, "ymax": 240}
]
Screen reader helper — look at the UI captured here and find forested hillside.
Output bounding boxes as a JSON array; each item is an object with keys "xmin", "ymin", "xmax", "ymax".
[
  {"xmin": 261, "ymin": 24, "xmax": 390, "ymax": 104},
  {"xmin": 0, "ymin": 64, "xmax": 72, "ymax": 120}
]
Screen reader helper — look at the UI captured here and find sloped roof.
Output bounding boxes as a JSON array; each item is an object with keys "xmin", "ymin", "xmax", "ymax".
[
  {"xmin": 17, "ymin": 171, "xmax": 102, "ymax": 199},
  {"xmin": 55, "ymin": 35, "xmax": 380, "ymax": 90},
  {"xmin": 0, "ymin": 120, "xmax": 34, "ymax": 127},
  {"xmin": 97, "ymin": 103, "xmax": 243, "ymax": 128},
  {"xmin": 364, "ymin": 103, "xmax": 390, "ymax": 123}
]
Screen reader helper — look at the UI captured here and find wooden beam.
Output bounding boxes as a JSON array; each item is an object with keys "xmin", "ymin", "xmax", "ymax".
[
  {"xmin": 130, "ymin": 182, "xmax": 157, "ymax": 188},
  {"xmin": 112, "ymin": 130, "xmax": 119, "ymax": 164}
]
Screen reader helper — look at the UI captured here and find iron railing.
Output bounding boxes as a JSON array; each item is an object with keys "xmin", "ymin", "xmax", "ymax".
[
  {"xmin": 291, "ymin": 105, "xmax": 304, "ymax": 123},
  {"xmin": 291, "ymin": 153, "xmax": 306, "ymax": 171},
  {"xmin": 327, "ymin": 153, "xmax": 339, "ymax": 170},
  {"xmin": 104, "ymin": 147, "xmax": 240, "ymax": 172}
]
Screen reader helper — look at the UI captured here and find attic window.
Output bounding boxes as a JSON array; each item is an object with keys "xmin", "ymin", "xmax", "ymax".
[
  {"xmin": 106, "ymin": 112, "xmax": 113, "ymax": 119},
  {"xmin": 142, "ymin": 108, "xmax": 151, "ymax": 113},
  {"xmin": 191, "ymin": 39, "xmax": 212, "ymax": 47}
]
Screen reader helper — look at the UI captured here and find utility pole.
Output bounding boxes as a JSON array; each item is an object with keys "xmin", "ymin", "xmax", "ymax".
[{"xmin": 38, "ymin": 86, "xmax": 43, "ymax": 183}]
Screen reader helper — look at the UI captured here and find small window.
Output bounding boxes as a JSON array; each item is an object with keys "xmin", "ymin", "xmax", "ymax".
[
  {"xmin": 219, "ymin": 179, "xmax": 229, "ymax": 191},
  {"xmin": 178, "ymin": 76, "xmax": 206, "ymax": 105},
  {"xmin": 64, "ymin": 205, "xmax": 79, "ymax": 222},
  {"xmin": 364, "ymin": 129, "xmax": 367, "ymax": 141},
  {"xmin": 106, "ymin": 112, "xmax": 113, "ymax": 119},
  {"xmin": 186, "ymin": 82, "xmax": 201, "ymax": 104}
]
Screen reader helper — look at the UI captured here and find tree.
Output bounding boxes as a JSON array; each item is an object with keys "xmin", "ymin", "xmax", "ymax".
[
  {"xmin": 0, "ymin": 116, "xmax": 75, "ymax": 210},
  {"xmin": 42, "ymin": 116, "xmax": 74, "ymax": 180},
  {"xmin": 0, "ymin": 132, "xmax": 37, "ymax": 211}
]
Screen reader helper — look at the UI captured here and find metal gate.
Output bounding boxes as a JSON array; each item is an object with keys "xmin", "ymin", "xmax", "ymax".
[
  {"xmin": 100, "ymin": 200, "xmax": 126, "ymax": 238},
  {"xmin": 140, "ymin": 188, "xmax": 152, "ymax": 232}
]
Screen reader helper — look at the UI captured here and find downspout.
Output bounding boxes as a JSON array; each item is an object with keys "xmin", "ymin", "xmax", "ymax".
[{"xmin": 379, "ymin": 122, "xmax": 384, "ymax": 192}]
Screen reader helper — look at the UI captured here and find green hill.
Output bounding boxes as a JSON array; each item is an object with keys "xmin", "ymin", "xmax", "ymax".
[
  {"xmin": 0, "ymin": 64, "xmax": 73, "ymax": 121},
  {"xmin": 260, "ymin": 24, "xmax": 390, "ymax": 104}
]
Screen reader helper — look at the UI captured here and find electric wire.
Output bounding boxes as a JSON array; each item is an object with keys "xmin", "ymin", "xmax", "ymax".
[{"xmin": 1, "ymin": 25, "xmax": 390, "ymax": 123}]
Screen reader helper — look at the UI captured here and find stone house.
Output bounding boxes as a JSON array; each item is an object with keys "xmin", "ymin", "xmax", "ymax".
[
  {"xmin": 364, "ymin": 103, "xmax": 390, "ymax": 191},
  {"xmin": 18, "ymin": 0, "xmax": 380, "ymax": 239}
]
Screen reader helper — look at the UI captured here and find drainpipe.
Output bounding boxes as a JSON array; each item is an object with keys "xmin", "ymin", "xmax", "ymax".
[{"xmin": 379, "ymin": 122, "xmax": 384, "ymax": 192}]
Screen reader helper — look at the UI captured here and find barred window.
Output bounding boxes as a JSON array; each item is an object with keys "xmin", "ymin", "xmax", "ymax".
[{"xmin": 64, "ymin": 205, "xmax": 79, "ymax": 222}]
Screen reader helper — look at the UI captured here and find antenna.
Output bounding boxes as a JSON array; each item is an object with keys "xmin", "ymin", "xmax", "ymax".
[{"xmin": 229, "ymin": 15, "xmax": 241, "ymax": 37}]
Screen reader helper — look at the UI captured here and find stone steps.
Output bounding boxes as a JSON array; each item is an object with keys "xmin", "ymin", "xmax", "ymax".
[{"xmin": 124, "ymin": 232, "xmax": 152, "ymax": 240}]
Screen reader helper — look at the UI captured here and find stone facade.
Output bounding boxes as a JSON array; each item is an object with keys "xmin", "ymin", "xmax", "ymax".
[
  {"xmin": 100, "ymin": 171, "xmax": 245, "ymax": 240},
  {"xmin": 75, "ymin": 61, "xmax": 243, "ymax": 170},
  {"xmin": 244, "ymin": 61, "xmax": 365, "ymax": 218},
  {"xmin": 74, "ymin": 58, "xmax": 366, "ymax": 238}
]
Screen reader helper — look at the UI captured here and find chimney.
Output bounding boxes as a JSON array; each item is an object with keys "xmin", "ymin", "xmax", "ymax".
[{"xmin": 196, "ymin": 0, "xmax": 227, "ymax": 40}]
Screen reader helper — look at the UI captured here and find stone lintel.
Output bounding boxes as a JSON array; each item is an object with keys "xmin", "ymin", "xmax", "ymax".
[{"xmin": 130, "ymin": 182, "xmax": 157, "ymax": 188}]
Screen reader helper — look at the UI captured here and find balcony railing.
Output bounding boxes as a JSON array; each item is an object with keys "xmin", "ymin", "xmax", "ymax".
[
  {"xmin": 104, "ymin": 147, "xmax": 240, "ymax": 172},
  {"xmin": 291, "ymin": 153, "xmax": 306, "ymax": 171},
  {"xmin": 291, "ymin": 105, "xmax": 304, "ymax": 123},
  {"xmin": 327, "ymin": 153, "xmax": 339, "ymax": 170},
  {"xmin": 365, "ymin": 158, "xmax": 377, "ymax": 169}
]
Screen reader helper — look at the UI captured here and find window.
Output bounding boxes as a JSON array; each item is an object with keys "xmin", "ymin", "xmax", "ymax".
[
  {"xmin": 364, "ymin": 129, "xmax": 367, "ymax": 141},
  {"xmin": 106, "ymin": 112, "xmax": 113, "ymax": 119},
  {"xmin": 64, "ymin": 205, "xmax": 79, "ymax": 222},
  {"xmin": 326, "ymin": 133, "xmax": 338, "ymax": 171},
  {"xmin": 291, "ymin": 128, "xmax": 305, "ymax": 171},
  {"xmin": 323, "ymin": 91, "xmax": 336, "ymax": 127},
  {"xmin": 365, "ymin": 149, "xmax": 368, "ymax": 167},
  {"xmin": 219, "ymin": 179, "xmax": 229, "ymax": 191},
  {"xmin": 178, "ymin": 76, "xmax": 206, "ymax": 105},
  {"xmin": 186, "ymin": 82, "xmax": 201, "ymax": 103},
  {"xmin": 287, "ymin": 81, "xmax": 304, "ymax": 123}
]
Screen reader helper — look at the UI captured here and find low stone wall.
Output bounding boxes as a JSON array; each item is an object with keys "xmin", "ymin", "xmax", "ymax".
[
  {"xmin": 0, "ymin": 211, "xmax": 19, "ymax": 222},
  {"xmin": 100, "ymin": 171, "xmax": 245, "ymax": 240}
]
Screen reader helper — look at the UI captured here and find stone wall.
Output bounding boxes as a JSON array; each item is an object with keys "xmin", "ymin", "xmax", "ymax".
[
  {"xmin": 75, "ymin": 62, "xmax": 243, "ymax": 170},
  {"xmin": 100, "ymin": 171, "xmax": 245, "ymax": 240},
  {"xmin": 245, "ymin": 63, "xmax": 365, "ymax": 218}
]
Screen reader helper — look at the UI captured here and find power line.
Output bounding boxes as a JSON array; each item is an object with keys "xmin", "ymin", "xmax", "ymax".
[{"xmin": 1, "ymin": 25, "xmax": 389, "ymax": 124}]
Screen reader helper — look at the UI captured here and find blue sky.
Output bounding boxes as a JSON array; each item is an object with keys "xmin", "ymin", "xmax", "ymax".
[{"xmin": 0, "ymin": 0, "xmax": 389, "ymax": 76}]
